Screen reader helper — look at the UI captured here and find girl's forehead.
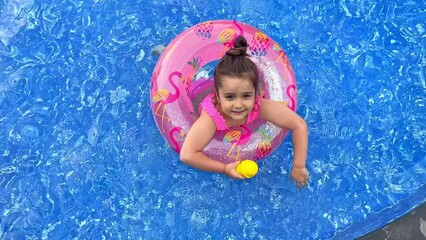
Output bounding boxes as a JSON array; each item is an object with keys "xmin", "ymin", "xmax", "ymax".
[{"xmin": 219, "ymin": 76, "xmax": 255, "ymax": 92}]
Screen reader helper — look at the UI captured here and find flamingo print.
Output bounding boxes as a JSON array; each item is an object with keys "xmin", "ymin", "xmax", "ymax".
[
  {"xmin": 216, "ymin": 20, "xmax": 244, "ymax": 57},
  {"xmin": 223, "ymin": 125, "xmax": 251, "ymax": 160},
  {"xmin": 275, "ymin": 84, "xmax": 296, "ymax": 142},
  {"xmin": 169, "ymin": 126, "xmax": 186, "ymax": 153},
  {"xmin": 152, "ymin": 71, "xmax": 184, "ymax": 131},
  {"xmin": 286, "ymin": 84, "xmax": 296, "ymax": 111}
]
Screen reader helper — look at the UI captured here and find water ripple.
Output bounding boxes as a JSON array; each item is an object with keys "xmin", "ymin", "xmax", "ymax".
[{"xmin": 0, "ymin": 0, "xmax": 34, "ymax": 47}]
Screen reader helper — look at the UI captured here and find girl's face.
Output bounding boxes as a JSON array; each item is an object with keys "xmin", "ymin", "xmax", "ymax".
[{"xmin": 217, "ymin": 76, "xmax": 255, "ymax": 122}]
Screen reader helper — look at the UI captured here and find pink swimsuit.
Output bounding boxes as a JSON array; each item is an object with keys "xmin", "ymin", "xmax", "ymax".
[{"xmin": 199, "ymin": 92, "xmax": 261, "ymax": 130}]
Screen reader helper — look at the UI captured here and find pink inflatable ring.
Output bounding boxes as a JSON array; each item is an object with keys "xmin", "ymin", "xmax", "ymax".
[{"xmin": 151, "ymin": 20, "xmax": 297, "ymax": 163}]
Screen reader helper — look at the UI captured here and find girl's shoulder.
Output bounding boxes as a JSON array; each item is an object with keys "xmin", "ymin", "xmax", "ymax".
[
  {"xmin": 198, "ymin": 109, "xmax": 217, "ymax": 129},
  {"xmin": 259, "ymin": 98, "xmax": 287, "ymax": 116},
  {"xmin": 199, "ymin": 93, "xmax": 228, "ymax": 130},
  {"xmin": 259, "ymin": 98, "xmax": 287, "ymax": 107}
]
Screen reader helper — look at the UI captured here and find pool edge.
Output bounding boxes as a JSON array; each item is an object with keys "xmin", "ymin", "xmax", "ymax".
[{"xmin": 331, "ymin": 182, "xmax": 426, "ymax": 239}]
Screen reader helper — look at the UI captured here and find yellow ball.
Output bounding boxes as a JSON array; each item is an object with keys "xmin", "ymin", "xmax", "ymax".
[{"xmin": 236, "ymin": 160, "xmax": 259, "ymax": 178}]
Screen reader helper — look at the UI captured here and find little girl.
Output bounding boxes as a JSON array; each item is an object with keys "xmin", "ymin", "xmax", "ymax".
[{"xmin": 180, "ymin": 36, "xmax": 309, "ymax": 187}]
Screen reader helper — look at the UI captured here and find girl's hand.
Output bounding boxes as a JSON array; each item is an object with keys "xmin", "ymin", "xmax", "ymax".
[
  {"xmin": 224, "ymin": 161, "xmax": 245, "ymax": 180},
  {"xmin": 290, "ymin": 167, "xmax": 309, "ymax": 189}
]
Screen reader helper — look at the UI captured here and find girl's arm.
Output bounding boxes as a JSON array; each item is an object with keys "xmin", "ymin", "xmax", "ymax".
[
  {"xmin": 180, "ymin": 111, "xmax": 243, "ymax": 179},
  {"xmin": 259, "ymin": 98, "xmax": 308, "ymax": 168}
]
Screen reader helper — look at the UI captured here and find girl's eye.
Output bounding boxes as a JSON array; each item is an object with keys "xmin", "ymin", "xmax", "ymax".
[
  {"xmin": 244, "ymin": 95, "xmax": 252, "ymax": 98},
  {"xmin": 225, "ymin": 96, "xmax": 234, "ymax": 99}
]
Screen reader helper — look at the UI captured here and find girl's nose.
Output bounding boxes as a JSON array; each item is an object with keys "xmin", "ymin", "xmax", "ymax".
[{"xmin": 234, "ymin": 99, "xmax": 243, "ymax": 108}]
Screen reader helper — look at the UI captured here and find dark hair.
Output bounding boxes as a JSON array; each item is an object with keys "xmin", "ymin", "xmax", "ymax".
[{"xmin": 214, "ymin": 36, "xmax": 259, "ymax": 93}]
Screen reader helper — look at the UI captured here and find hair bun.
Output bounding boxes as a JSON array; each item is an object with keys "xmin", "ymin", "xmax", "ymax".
[
  {"xmin": 233, "ymin": 36, "xmax": 248, "ymax": 48},
  {"xmin": 225, "ymin": 36, "xmax": 249, "ymax": 56},
  {"xmin": 226, "ymin": 46, "xmax": 248, "ymax": 56}
]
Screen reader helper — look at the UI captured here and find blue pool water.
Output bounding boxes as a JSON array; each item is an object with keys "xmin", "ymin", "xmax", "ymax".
[{"xmin": 0, "ymin": 0, "xmax": 425, "ymax": 239}]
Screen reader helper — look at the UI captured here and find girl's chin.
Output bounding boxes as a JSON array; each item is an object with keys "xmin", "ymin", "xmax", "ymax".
[{"xmin": 230, "ymin": 111, "xmax": 248, "ymax": 119}]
